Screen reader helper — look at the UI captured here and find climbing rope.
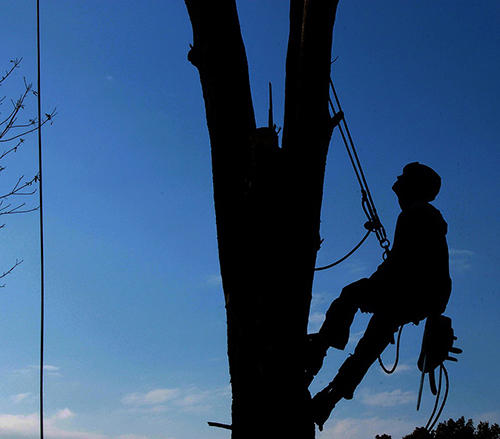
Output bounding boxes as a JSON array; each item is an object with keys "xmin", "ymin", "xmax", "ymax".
[
  {"xmin": 425, "ymin": 364, "xmax": 449, "ymax": 431},
  {"xmin": 377, "ymin": 325, "xmax": 404, "ymax": 374},
  {"xmin": 315, "ymin": 230, "xmax": 370, "ymax": 271},
  {"xmin": 378, "ymin": 325, "xmax": 450, "ymax": 433},
  {"xmin": 329, "ymin": 79, "xmax": 390, "ymax": 254},
  {"xmin": 315, "ymin": 79, "xmax": 390, "ymax": 271}
]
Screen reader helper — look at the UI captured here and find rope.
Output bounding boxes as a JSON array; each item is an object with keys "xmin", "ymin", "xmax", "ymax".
[
  {"xmin": 36, "ymin": 1, "xmax": 46, "ymax": 437},
  {"xmin": 378, "ymin": 325, "xmax": 404, "ymax": 374},
  {"xmin": 328, "ymin": 78, "xmax": 390, "ymax": 254},
  {"xmin": 314, "ymin": 79, "xmax": 390, "ymax": 272},
  {"xmin": 315, "ymin": 230, "xmax": 370, "ymax": 271},
  {"xmin": 425, "ymin": 365, "xmax": 449, "ymax": 432},
  {"xmin": 410, "ymin": 365, "xmax": 450, "ymax": 439}
]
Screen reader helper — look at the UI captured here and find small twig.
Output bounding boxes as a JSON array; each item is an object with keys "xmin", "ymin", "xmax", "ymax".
[
  {"xmin": 0, "ymin": 58, "xmax": 22, "ymax": 85},
  {"xmin": 0, "ymin": 174, "xmax": 39, "ymax": 201},
  {"xmin": 0, "ymin": 108, "xmax": 57, "ymax": 143},
  {"xmin": 0, "ymin": 202, "xmax": 39, "ymax": 216},
  {"xmin": 0, "ymin": 139, "xmax": 25, "ymax": 161},
  {"xmin": 0, "ymin": 259, "xmax": 23, "ymax": 287}
]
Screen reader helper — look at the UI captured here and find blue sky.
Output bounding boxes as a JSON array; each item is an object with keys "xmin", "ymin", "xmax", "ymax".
[{"xmin": 0, "ymin": 1, "xmax": 499, "ymax": 438}]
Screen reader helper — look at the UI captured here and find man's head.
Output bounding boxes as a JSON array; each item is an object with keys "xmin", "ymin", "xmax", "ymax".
[{"xmin": 392, "ymin": 162, "xmax": 441, "ymax": 206}]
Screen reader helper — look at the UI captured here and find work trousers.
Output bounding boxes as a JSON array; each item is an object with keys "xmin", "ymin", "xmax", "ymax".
[{"xmin": 318, "ymin": 279, "xmax": 416, "ymax": 399}]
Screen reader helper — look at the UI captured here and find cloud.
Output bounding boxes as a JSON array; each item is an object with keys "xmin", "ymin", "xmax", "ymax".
[
  {"xmin": 43, "ymin": 365, "xmax": 63, "ymax": 377},
  {"xmin": 206, "ymin": 274, "xmax": 222, "ymax": 286},
  {"xmin": 344, "ymin": 259, "xmax": 369, "ymax": 275},
  {"xmin": 474, "ymin": 411, "xmax": 500, "ymax": 425},
  {"xmin": 308, "ymin": 312, "xmax": 325, "ymax": 332},
  {"xmin": 43, "ymin": 365, "xmax": 60, "ymax": 371},
  {"xmin": 311, "ymin": 291, "xmax": 333, "ymax": 308},
  {"xmin": 172, "ymin": 386, "xmax": 230, "ymax": 414},
  {"xmin": 53, "ymin": 408, "xmax": 75, "ymax": 420},
  {"xmin": 378, "ymin": 363, "xmax": 413, "ymax": 374},
  {"xmin": 16, "ymin": 365, "xmax": 63, "ymax": 378},
  {"xmin": 359, "ymin": 388, "xmax": 415, "ymax": 407},
  {"xmin": 449, "ymin": 249, "xmax": 475, "ymax": 273},
  {"xmin": 0, "ymin": 413, "xmax": 40, "ymax": 438},
  {"xmin": 0, "ymin": 411, "xmax": 103, "ymax": 439},
  {"xmin": 0, "ymin": 411, "xmax": 154, "ymax": 439},
  {"xmin": 121, "ymin": 388, "xmax": 180, "ymax": 406},
  {"xmin": 348, "ymin": 330, "xmax": 365, "ymax": 346},
  {"xmin": 11, "ymin": 393, "xmax": 32, "ymax": 403},
  {"xmin": 320, "ymin": 416, "xmax": 416, "ymax": 439},
  {"xmin": 121, "ymin": 385, "xmax": 230, "ymax": 415}
]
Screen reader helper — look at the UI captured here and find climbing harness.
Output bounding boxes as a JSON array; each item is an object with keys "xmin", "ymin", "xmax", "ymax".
[{"xmin": 315, "ymin": 79, "xmax": 390, "ymax": 271}]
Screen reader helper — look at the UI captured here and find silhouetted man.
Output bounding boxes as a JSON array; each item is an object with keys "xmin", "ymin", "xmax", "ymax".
[{"xmin": 306, "ymin": 162, "xmax": 452, "ymax": 431}]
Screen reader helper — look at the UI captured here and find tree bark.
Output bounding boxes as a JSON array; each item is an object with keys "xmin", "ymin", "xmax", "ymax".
[{"xmin": 184, "ymin": 1, "xmax": 340, "ymax": 437}]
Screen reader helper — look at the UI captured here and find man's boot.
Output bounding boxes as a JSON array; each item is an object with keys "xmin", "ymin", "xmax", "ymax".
[{"xmin": 310, "ymin": 385, "xmax": 343, "ymax": 431}]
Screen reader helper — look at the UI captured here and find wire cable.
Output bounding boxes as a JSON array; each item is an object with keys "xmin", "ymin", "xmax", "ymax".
[{"xmin": 36, "ymin": 1, "xmax": 45, "ymax": 437}]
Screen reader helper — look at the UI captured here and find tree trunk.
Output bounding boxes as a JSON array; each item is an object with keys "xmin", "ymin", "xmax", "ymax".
[{"xmin": 184, "ymin": 1, "xmax": 340, "ymax": 437}]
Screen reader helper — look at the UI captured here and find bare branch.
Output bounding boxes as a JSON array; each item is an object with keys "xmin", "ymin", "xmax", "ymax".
[
  {"xmin": 0, "ymin": 138, "xmax": 26, "ymax": 161},
  {"xmin": 0, "ymin": 108, "xmax": 57, "ymax": 143},
  {"xmin": 0, "ymin": 200, "xmax": 39, "ymax": 216},
  {"xmin": 0, "ymin": 259, "xmax": 23, "ymax": 287},
  {"xmin": 0, "ymin": 174, "xmax": 39, "ymax": 201},
  {"xmin": 1, "ymin": 62, "xmax": 57, "ymax": 143},
  {"xmin": 0, "ymin": 81, "xmax": 33, "ymax": 128},
  {"xmin": 0, "ymin": 58, "xmax": 22, "ymax": 85},
  {"xmin": 0, "ymin": 58, "xmax": 44, "ymax": 289},
  {"xmin": 0, "ymin": 173, "xmax": 39, "ymax": 219}
]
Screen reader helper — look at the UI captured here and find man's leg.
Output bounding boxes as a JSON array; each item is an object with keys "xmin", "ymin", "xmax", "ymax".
[
  {"xmin": 304, "ymin": 279, "xmax": 371, "ymax": 384},
  {"xmin": 319, "ymin": 279, "xmax": 376, "ymax": 350},
  {"xmin": 311, "ymin": 314, "xmax": 400, "ymax": 430},
  {"xmin": 320, "ymin": 278, "xmax": 372, "ymax": 349}
]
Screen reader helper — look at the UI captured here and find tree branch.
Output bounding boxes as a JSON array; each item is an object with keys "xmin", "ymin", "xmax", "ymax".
[
  {"xmin": 184, "ymin": 0, "xmax": 257, "ymax": 293},
  {"xmin": 0, "ymin": 58, "xmax": 22, "ymax": 85},
  {"xmin": 0, "ymin": 259, "xmax": 23, "ymax": 287}
]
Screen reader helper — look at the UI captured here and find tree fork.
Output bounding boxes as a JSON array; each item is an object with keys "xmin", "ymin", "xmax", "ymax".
[{"xmin": 185, "ymin": 1, "xmax": 340, "ymax": 437}]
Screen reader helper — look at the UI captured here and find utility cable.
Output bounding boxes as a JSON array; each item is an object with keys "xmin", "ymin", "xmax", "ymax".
[{"xmin": 36, "ymin": 1, "xmax": 46, "ymax": 438}]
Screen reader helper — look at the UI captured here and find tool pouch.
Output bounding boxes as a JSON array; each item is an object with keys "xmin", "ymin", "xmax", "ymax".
[{"xmin": 417, "ymin": 315, "xmax": 462, "ymax": 394}]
